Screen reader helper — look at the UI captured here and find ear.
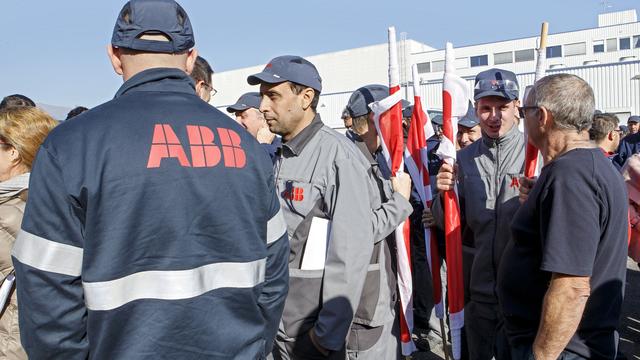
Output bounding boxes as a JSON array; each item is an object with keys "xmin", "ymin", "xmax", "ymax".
[
  {"xmin": 185, "ymin": 48, "xmax": 198, "ymax": 75},
  {"xmin": 107, "ymin": 45, "xmax": 124, "ymax": 76},
  {"xmin": 8, "ymin": 147, "xmax": 21, "ymax": 165},
  {"xmin": 608, "ymin": 131, "xmax": 615, "ymax": 141},
  {"xmin": 300, "ymin": 88, "xmax": 316, "ymax": 111},
  {"xmin": 539, "ymin": 106, "xmax": 552, "ymax": 129},
  {"xmin": 194, "ymin": 80, "xmax": 205, "ymax": 97}
]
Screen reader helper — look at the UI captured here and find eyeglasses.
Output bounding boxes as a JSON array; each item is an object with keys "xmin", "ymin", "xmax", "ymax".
[
  {"xmin": 474, "ymin": 79, "xmax": 519, "ymax": 92},
  {"xmin": 518, "ymin": 106, "xmax": 539, "ymax": 118},
  {"xmin": 202, "ymin": 82, "xmax": 218, "ymax": 97}
]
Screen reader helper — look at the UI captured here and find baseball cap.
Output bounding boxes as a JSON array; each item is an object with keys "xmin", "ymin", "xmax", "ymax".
[
  {"xmin": 346, "ymin": 84, "xmax": 389, "ymax": 118},
  {"xmin": 430, "ymin": 114, "xmax": 444, "ymax": 126},
  {"xmin": 474, "ymin": 68, "xmax": 519, "ymax": 101},
  {"xmin": 458, "ymin": 101, "xmax": 479, "ymax": 128},
  {"xmin": 226, "ymin": 92, "xmax": 261, "ymax": 113},
  {"xmin": 628, "ymin": 116, "xmax": 640, "ymax": 124},
  {"xmin": 402, "ymin": 105, "xmax": 413, "ymax": 119},
  {"xmin": 247, "ymin": 55, "xmax": 322, "ymax": 92},
  {"xmin": 111, "ymin": 0, "xmax": 195, "ymax": 54}
]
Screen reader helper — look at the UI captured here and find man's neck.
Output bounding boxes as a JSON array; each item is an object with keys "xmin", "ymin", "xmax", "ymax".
[
  {"xmin": 283, "ymin": 111, "xmax": 316, "ymax": 142},
  {"xmin": 541, "ymin": 130, "xmax": 594, "ymax": 164}
]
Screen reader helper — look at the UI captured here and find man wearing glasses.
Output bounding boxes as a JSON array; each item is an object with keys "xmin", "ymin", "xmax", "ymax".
[
  {"xmin": 191, "ymin": 55, "xmax": 217, "ymax": 102},
  {"xmin": 431, "ymin": 68, "xmax": 524, "ymax": 360}
]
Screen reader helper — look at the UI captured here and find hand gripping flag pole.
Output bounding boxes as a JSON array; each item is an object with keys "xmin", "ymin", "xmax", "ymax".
[
  {"xmin": 404, "ymin": 64, "xmax": 448, "ymax": 358},
  {"xmin": 437, "ymin": 42, "xmax": 467, "ymax": 360},
  {"xmin": 524, "ymin": 22, "xmax": 549, "ymax": 178},
  {"xmin": 369, "ymin": 26, "xmax": 416, "ymax": 356}
]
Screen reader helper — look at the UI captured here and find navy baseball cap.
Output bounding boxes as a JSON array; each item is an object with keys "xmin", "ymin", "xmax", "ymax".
[
  {"xmin": 111, "ymin": 0, "xmax": 195, "ymax": 54},
  {"xmin": 430, "ymin": 114, "xmax": 444, "ymax": 126},
  {"xmin": 346, "ymin": 84, "xmax": 389, "ymax": 118},
  {"xmin": 628, "ymin": 116, "xmax": 640, "ymax": 124},
  {"xmin": 403, "ymin": 105, "xmax": 414, "ymax": 118},
  {"xmin": 458, "ymin": 101, "xmax": 479, "ymax": 128},
  {"xmin": 247, "ymin": 55, "xmax": 322, "ymax": 92},
  {"xmin": 226, "ymin": 92, "xmax": 261, "ymax": 113},
  {"xmin": 474, "ymin": 68, "xmax": 519, "ymax": 101}
]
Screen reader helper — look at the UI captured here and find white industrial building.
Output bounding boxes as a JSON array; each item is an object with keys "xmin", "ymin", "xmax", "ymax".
[{"xmin": 213, "ymin": 9, "xmax": 640, "ymax": 128}]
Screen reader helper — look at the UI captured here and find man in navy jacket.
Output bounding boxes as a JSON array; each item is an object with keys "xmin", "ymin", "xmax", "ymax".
[{"xmin": 11, "ymin": 1, "xmax": 289, "ymax": 359}]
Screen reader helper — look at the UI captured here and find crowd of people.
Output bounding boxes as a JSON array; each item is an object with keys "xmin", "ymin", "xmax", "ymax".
[{"xmin": 0, "ymin": 0, "xmax": 638, "ymax": 359}]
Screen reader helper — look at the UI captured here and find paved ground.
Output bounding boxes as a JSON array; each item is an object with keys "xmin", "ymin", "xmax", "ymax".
[
  {"xmin": 409, "ymin": 259, "xmax": 640, "ymax": 359},
  {"xmin": 620, "ymin": 259, "xmax": 640, "ymax": 359}
]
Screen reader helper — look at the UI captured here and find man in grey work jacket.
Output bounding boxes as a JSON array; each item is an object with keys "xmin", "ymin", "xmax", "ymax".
[
  {"xmin": 431, "ymin": 68, "xmax": 524, "ymax": 360},
  {"xmin": 344, "ymin": 84, "xmax": 415, "ymax": 359},
  {"xmin": 248, "ymin": 56, "xmax": 390, "ymax": 359}
]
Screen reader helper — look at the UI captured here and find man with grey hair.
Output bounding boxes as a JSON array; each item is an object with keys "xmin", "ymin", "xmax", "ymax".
[{"xmin": 498, "ymin": 74, "xmax": 627, "ymax": 360}]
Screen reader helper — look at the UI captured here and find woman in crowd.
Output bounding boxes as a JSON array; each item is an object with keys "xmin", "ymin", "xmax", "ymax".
[{"xmin": 0, "ymin": 107, "xmax": 57, "ymax": 358}]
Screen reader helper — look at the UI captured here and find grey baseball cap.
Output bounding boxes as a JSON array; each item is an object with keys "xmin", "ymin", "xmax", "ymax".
[
  {"xmin": 628, "ymin": 116, "xmax": 640, "ymax": 124},
  {"xmin": 346, "ymin": 84, "xmax": 389, "ymax": 118},
  {"xmin": 458, "ymin": 101, "xmax": 479, "ymax": 128},
  {"xmin": 247, "ymin": 55, "xmax": 322, "ymax": 92},
  {"xmin": 226, "ymin": 92, "xmax": 261, "ymax": 113},
  {"xmin": 474, "ymin": 68, "xmax": 519, "ymax": 101},
  {"xmin": 111, "ymin": 0, "xmax": 195, "ymax": 54}
]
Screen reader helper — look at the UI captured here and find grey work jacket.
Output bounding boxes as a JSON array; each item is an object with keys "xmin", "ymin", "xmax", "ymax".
[
  {"xmin": 349, "ymin": 140, "xmax": 413, "ymax": 330},
  {"xmin": 432, "ymin": 125, "xmax": 524, "ymax": 304},
  {"xmin": 274, "ymin": 115, "xmax": 377, "ymax": 351}
]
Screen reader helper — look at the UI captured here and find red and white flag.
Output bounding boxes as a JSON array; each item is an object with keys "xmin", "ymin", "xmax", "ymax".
[
  {"xmin": 524, "ymin": 24, "xmax": 548, "ymax": 177},
  {"xmin": 369, "ymin": 26, "xmax": 415, "ymax": 356},
  {"xmin": 435, "ymin": 42, "xmax": 467, "ymax": 360},
  {"xmin": 403, "ymin": 64, "xmax": 444, "ymax": 321}
]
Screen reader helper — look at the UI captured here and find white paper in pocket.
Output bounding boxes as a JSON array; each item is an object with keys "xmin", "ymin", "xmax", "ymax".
[{"xmin": 300, "ymin": 217, "xmax": 332, "ymax": 271}]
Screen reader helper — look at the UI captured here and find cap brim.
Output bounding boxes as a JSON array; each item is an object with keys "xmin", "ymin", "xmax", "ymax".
[
  {"xmin": 458, "ymin": 119, "xmax": 479, "ymax": 128},
  {"xmin": 474, "ymin": 90, "xmax": 518, "ymax": 101},
  {"xmin": 226, "ymin": 104, "xmax": 249, "ymax": 113},
  {"xmin": 247, "ymin": 72, "xmax": 286, "ymax": 86}
]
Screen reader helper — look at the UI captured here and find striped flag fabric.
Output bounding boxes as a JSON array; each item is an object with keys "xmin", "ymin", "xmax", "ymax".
[
  {"xmin": 403, "ymin": 64, "xmax": 444, "ymax": 322},
  {"xmin": 368, "ymin": 26, "xmax": 415, "ymax": 356},
  {"xmin": 437, "ymin": 42, "xmax": 467, "ymax": 360},
  {"xmin": 524, "ymin": 23, "xmax": 548, "ymax": 178}
]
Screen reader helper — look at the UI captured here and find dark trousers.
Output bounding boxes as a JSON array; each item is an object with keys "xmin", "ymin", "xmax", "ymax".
[
  {"xmin": 464, "ymin": 301, "xmax": 511, "ymax": 360},
  {"xmin": 511, "ymin": 345, "xmax": 587, "ymax": 360}
]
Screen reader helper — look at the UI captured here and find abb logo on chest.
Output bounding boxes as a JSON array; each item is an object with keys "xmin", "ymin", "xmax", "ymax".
[{"xmin": 147, "ymin": 124, "xmax": 246, "ymax": 169}]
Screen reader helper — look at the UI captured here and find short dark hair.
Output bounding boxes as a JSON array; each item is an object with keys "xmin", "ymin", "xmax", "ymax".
[
  {"xmin": 0, "ymin": 94, "xmax": 36, "ymax": 110},
  {"xmin": 289, "ymin": 82, "xmax": 320, "ymax": 112},
  {"xmin": 191, "ymin": 56, "xmax": 214, "ymax": 84},
  {"xmin": 589, "ymin": 113, "xmax": 619, "ymax": 142},
  {"xmin": 66, "ymin": 106, "xmax": 89, "ymax": 120}
]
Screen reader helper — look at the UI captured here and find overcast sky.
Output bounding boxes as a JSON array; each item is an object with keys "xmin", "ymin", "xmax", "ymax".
[{"xmin": 2, "ymin": 0, "xmax": 639, "ymax": 108}]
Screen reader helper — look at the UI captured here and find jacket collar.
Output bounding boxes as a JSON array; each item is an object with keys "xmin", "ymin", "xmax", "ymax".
[
  {"xmin": 481, "ymin": 123, "xmax": 520, "ymax": 148},
  {"xmin": 282, "ymin": 114, "xmax": 324, "ymax": 157},
  {"xmin": 114, "ymin": 68, "xmax": 196, "ymax": 99}
]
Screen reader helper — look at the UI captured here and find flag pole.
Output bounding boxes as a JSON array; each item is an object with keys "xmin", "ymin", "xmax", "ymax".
[
  {"xmin": 525, "ymin": 22, "xmax": 549, "ymax": 177},
  {"xmin": 409, "ymin": 64, "xmax": 450, "ymax": 359}
]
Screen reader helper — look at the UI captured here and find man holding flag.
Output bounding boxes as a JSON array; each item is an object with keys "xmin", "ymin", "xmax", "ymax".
[
  {"xmin": 344, "ymin": 84, "xmax": 415, "ymax": 359},
  {"xmin": 431, "ymin": 68, "xmax": 524, "ymax": 360}
]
